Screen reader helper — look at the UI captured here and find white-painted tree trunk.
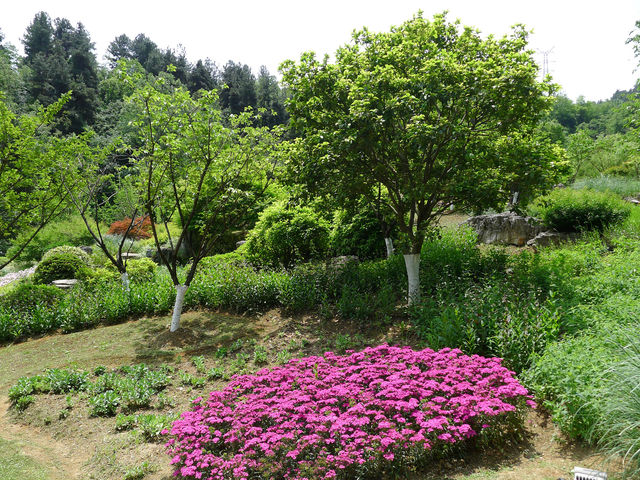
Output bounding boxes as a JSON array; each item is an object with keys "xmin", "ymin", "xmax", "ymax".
[
  {"xmin": 403, "ymin": 253, "xmax": 421, "ymax": 305},
  {"xmin": 170, "ymin": 284, "xmax": 189, "ymax": 332},
  {"xmin": 121, "ymin": 272, "xmax": 130, "ymax": 292},
  {"xmin": 384, "ymin": 237, "xmax": 394, "ymax": 258}
]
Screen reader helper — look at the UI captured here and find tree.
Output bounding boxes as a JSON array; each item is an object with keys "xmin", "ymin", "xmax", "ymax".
[
  {"xmin": 219, "ymin": 61, "xmax": 257, "ymax": 116},
  {"xmin": 256, "ymin": 65, "xmax": 287, "ymax": 127},
  {"xmin": 0, "ymin": 92, "xmax": 71, "ymax": 268},
  {"xmin": 22, "ymin": 12, "xmax": 99, "ymax": 133},
  {"xmin": 281, "ymin": 12, "xmax": 563, "ymax": 304},
  {"xmin": 56, "ymin": 133, "xmax": 142, "ymax": 289},
  {"xmin": 125, "ymin": 72, "xmax": 282, "ymax": 331}
]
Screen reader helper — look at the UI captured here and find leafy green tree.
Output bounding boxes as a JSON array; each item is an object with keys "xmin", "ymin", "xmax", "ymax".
[
  {"xmin": 566, "ymin": 129, "xmax": 595, "ymax": 181},
  {"xmin": 219, "ymin": 61, "xmax": 257, "ymax": 116},
  {"xmin": 256, "ymin": 65, "xmax": 287, "ymax": 127},
  {"xmin": 0, "ymin": 92, "xmax": 71, "ymax": 268},
  {"xmin": 125, "ymin": 72, "xmax": 282, "ymax": 331},
  {"xmin": 187, "ymin": 59, "xmax": 218, "ymax": 93},
  {"xmin": 22, "ymin": 12, "xmax": 99, "ymax": 133},
  {"xmin": 282, "ymin": 12, "xmax": 562, "ymax": 304},
  {"xmin": 56, "ymin": 133, "xmax": 142, "ymax": 289}
]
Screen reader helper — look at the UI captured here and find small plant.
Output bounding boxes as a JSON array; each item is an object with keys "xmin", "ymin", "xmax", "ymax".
[
  {"xmin": 206, "ymin": 367, "xmax": 225, "ymax": 381},
  {"xmin": 253, "ymin": 345, "xmax": 268, "ymax": 365},
  {"xmin": 179, "ymin": 372, "xmax": 206, "ymax": 389},
  {"xmin": 89, "ymin": 390, "xmax": 120, "ymax": 417},
  {"xmin": 123, "ymin": 461, "xmax": 155, "ymax": 480},
  {"xmin": 275, "ymin": 349, "xmax": 291, "ymax": 365},
  {"xmin": 334, "ymin": 333, "xmax": 365, "ymax": 353},
  {"xmin": 93, "ymin": 365, "xmax": 107, "ymax": 376},
  {"xmin": 191, "ymin": 355, "xmax": 206, "ymax": 373},
  {"xmin": 107, "ymin": 215, "xmax": 153, "ymax": 240}
]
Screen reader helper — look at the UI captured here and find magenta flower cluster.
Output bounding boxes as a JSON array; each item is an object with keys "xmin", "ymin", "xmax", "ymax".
[{"xmin": 166, "ymin": 345, "xmax": 535, "ymax": 479}]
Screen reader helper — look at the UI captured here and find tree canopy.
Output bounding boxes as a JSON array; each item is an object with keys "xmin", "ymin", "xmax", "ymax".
[{"xmin": 282, "ymin": 12, "xmax": 565, "ymax": 302}]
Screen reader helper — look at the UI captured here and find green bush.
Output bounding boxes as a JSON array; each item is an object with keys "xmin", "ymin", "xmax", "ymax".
[
  {"xmin": 245, "ymin": 203, "xmax": 331, "ymax": 268},
  {"xmin": 5, "ymin": 215, "xmax": 95, "ymax": 262},
  {"xmin": 126, "ymin": 257, "xmax": 157, "ymax": 283},
  {"xmin": 0, "ymin": 284, "xmax": 64, "ymax": 314},
  {"xmin": 529, "ymin": 188, "xmax": 631, "ymax": 233},
  {"xmin": 330, "ymin": 209, "xmax": 388, "ymax": 260},
  {"xmin": 42, "ymin": 245, "xmax": 91, "ymax": 265},
  {"xmin": 33, "ymin": 252, "xmax": 90, "ymax": 285}
]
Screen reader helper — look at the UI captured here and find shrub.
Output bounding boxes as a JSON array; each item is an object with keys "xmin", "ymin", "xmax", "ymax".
[
  {"xmin": 42, "ymin": 245, "xmax": 91, "ymax": 265},
  {"xmin": 33, "ymin": 252, "xmax": 90, "ymax": 284},
  {"xmin": 529, "ymin": 188, "xmax": 631, "ymax": 233},
  {"xmin": 330, "ymin": 209, "xmax": 388, "ymax": 260},
  {"xmin": 166, "ymin": 345, "xmax": 534, "ymax": 480},
  {"xmin": 245, "ymin": 203, "xmax": 331, "ymax": 268},
  {"xmin": 4, "ymin": 215, "xmax": 95, "ymax": 262},
  {"xmin": 107, "ymin": 216, "xmax": 153, "ymax": 239},
  {"xmin": 0, "ymin": 284, "xmax": 64, "ymax": 314},
  {"xmin": 126, "ymin": 257, "xmax": 157, "ymax": 283}
]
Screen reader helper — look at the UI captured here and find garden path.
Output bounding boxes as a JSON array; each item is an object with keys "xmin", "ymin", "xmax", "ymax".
[{"xmin": 0, "ymin": 397, "xmax": 87, "ymax": 479}]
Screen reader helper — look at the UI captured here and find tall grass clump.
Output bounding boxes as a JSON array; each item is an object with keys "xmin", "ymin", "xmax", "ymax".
[
  {"xmin": 595, "ymin": 334, "xmax": 640, "ymax": 478},
  {"xmin": 573, "ymin": 175, "xmax": 640, "ymax": 198}
]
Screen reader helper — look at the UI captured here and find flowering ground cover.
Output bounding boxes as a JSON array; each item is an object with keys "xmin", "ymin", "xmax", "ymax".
[{"xmin": 167, "ymin": 344, "xmax": 535, "ymax": 479}]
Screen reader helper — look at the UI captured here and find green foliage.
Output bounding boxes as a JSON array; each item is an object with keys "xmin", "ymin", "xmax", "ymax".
[
  {"xmin": 529, "ymin": 188, "xmax": 631, "ymax": 232},
  {"xmin": 5, "ymin": 216, "xmax": 95, "ymax": 263},
  {"xmin": 330, "ymin": 208, "xmax": 387, "ymax": 260},
  {"xmin": 33, "ymin": 252, "xmax": 91, "ymax": 284},
  {"xmin": 282, "ymin": 11, "xmax": 561, "ymax": 260},
  {"xmin": 126, "ymin": 258, "xmax": 156, "ymax": 283},
  {"xmin": 594, "ymin": 334, "xmax": 640, "ymax": 478},
  {"xmin": 9, "ymin": 368, "xmax": 89, "ymax": 410},
  {"xmin": 245, "ymin": 202, "xmax": 331, "ymax": 268},
  {"xmin": 0, "ymin": 284, "xmax": 63, "ymax": 315},
  {"xmin": 572, "ymin": 175, "xmax": 640, "ymax": 197},
  {"xmin": 42, "ymin": 245, "xmax": 91, "ymax": 264}
]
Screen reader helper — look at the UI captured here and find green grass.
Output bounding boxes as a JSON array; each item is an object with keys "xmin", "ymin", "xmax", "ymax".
[
  {"xmin": 0, "ymin": 437, "xmax": 48, "ymax": 480},
  {"xmin": 573, "ymin": 175, "xmax": 640, "ymax": 197}
]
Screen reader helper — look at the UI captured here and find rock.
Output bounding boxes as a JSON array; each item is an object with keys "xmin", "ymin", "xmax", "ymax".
[
  {"xmin": 464, "ymin": 212, "xmax": 544, "ymax": 246},
  {"xmin": 52, "ymin": 279, "xmax": 79, "ymax": 289},
  {"xmin": 526, "ymin": 230, "xmax": 579, "ymax": 248},
  {"xmin": 119, "ymin": 252, "xmax": 142, "ymax": 261},
  {"xmin": 79, "ymin": 246, "xmax": 93, "ymax": 255},
  {"xmin": 329, "ymin": 255, "xmax": 359, "ymax": 268},
  {"xmin": 624, "ymin": 196, "xmax": 640, "ymax": 205},
  {"xmin": 236, "ymin": 240, "xmax": 247, "ymax": 248}
]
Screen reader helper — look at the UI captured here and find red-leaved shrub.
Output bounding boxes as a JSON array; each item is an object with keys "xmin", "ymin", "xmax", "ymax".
[
  {"xmin": 107, "ymin": 216, "xmax": 152, "ymax": 239},
  {"xmin": 166, "ymin": 345, "xmax": 535, "ymax": 479}
]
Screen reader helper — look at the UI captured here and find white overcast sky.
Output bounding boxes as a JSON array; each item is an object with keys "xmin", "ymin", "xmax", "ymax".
[{"xmin": 1, "ymin": 0, "xmax": 639, "ymax": 101}]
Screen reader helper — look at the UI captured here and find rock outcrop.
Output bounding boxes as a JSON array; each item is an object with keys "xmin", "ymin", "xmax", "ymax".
[{"xmin": 464, "ymin": 212, "xmax": 544, "ymax": 246}]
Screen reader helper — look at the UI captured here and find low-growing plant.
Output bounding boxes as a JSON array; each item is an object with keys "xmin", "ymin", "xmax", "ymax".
[
  {"xmin": 253, "ymin": 345, "xmax": 268, "ymax": 365},
  {"xmin": 166, "ymin": 345, "xmax": 535, "ymax": 480},
  {"xmin": 89, "ymin": 390, "xmax": 120, "ymax": 417},
  {"xmin": 190, "ymin": 355, "xmax": 206, "ymax": 374}
]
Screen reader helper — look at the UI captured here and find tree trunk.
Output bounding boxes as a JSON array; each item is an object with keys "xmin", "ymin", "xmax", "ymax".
[
  {"xmin": 170, "ymin": 284, "xmax": 189, "ymax": 332},
  {"xmin": 384, "ymin": 237, "xmax": 394, "ymax": 258},
  {"xmin": 121, "ymin": 272, "xmax": 130, "ymax": 292},
  {"xmin": 403, "ymin": 253, "xmax": 420, "ymax": 305}
]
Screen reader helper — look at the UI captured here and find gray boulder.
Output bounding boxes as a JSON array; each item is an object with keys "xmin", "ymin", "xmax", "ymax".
[
  {"xmin": 464, "ymin": 212, "xmax": 544, "ymax": 246},
  {"xmin": 526, "ymin": 230, "xmax": 579, "ymax": 248}
]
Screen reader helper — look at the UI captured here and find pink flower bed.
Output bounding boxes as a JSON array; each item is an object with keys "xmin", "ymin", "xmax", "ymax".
[{"xmin": 166, "ymin": 345, "xmax": 535, "ymax": 479}]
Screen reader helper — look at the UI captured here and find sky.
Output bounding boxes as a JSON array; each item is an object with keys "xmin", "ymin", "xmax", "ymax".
[{"xmin": 1, "ymin": 0, "xmax": 639, "ymax": 102}]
